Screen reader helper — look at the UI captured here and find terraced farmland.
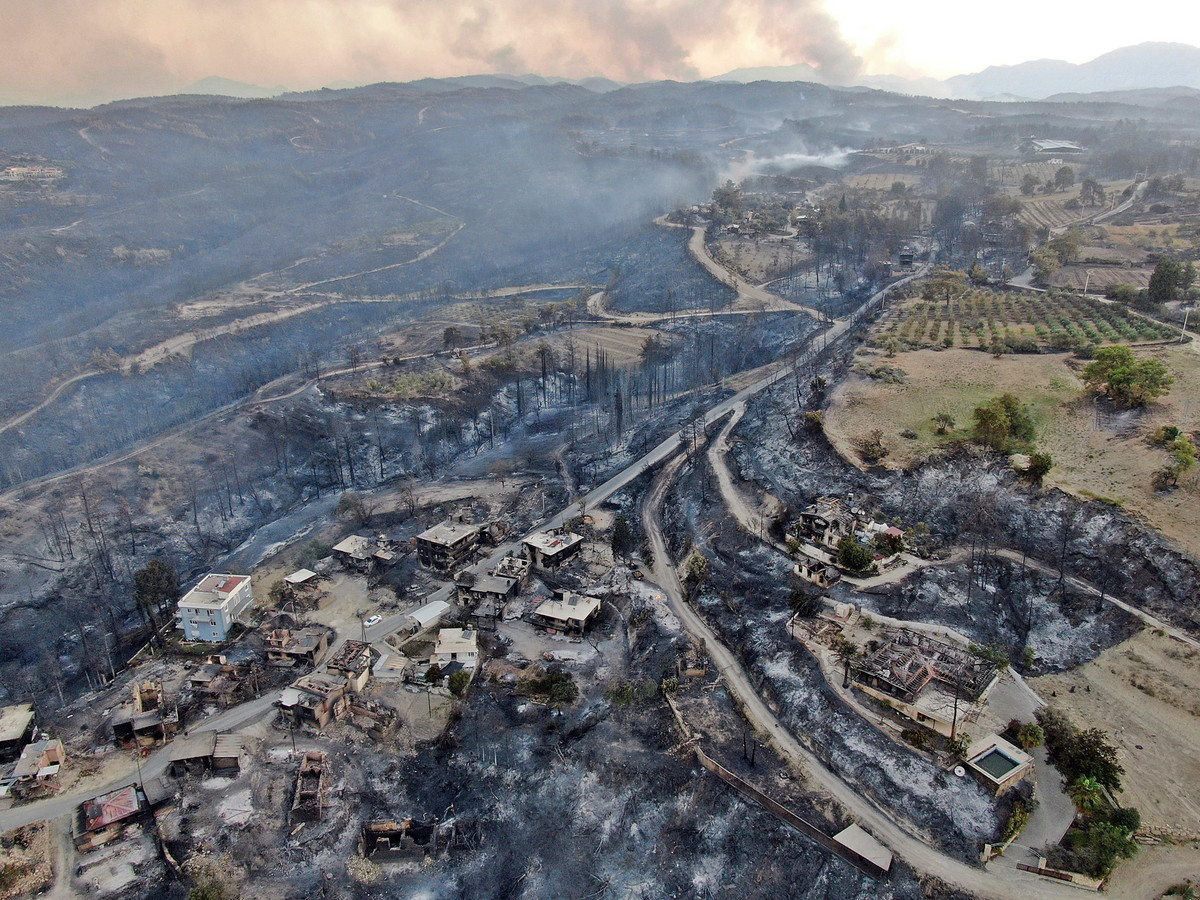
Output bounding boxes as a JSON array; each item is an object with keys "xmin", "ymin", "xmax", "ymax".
[{"xmin": 879, "ymin": 290, "xmax": 1179, "ymax": 351}]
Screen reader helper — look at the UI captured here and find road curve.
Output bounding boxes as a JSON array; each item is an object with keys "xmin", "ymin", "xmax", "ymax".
[{"xmin": 639, "ymin": 452, "xmax": 1083, "ymax": 900}]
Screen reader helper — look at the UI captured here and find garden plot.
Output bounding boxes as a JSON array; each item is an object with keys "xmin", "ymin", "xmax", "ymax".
[{"xmin": 877, "ymin": 290, "xmax": 1177, "ymax": 352}]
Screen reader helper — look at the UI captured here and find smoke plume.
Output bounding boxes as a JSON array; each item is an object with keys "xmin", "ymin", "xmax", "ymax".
[{"xmin": 0, "ymin": 0, "xmax": 862, "ymax": 106}]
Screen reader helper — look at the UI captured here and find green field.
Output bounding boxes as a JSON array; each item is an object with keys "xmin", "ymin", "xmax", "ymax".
[{"xmin": 878, "ymin": 290, "xmax": 1178, "ymax": 352}]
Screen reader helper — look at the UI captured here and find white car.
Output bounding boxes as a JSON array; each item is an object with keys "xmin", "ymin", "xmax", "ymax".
[{"xmin": 363, "ymin": 614, "xmax": 382, "ymax": 628}]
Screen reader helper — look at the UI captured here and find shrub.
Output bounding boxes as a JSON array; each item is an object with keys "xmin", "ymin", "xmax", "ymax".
[{"xmin": 901, "ymin": 728, "xmax": 930, "ymax": 749}]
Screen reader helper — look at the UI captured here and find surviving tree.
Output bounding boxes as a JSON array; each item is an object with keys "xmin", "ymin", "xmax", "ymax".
[
  {"xmin": 1083, "ymin": 345, "xmax": 1173, "ymax": 406},
  {"xmin": 610, "ymin": 513, "xmax": 635, "ymax": 561}
]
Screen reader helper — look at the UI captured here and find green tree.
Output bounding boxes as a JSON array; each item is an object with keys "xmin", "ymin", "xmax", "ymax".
[
  {"xmin": 933, "ymin": 411, "xmax": 955, "ymax": 434},
  {"xmin": 448, "ymin": 670, "xmax": 471, "ymax": 697},
  {"xmin": 610, "ymin": 514, "xmax": 635, "ymax": 561},
  {"xmin": 1149, "ymin": 257, "xmax": 1186, "ymax": 303},
  {"xmin": 832, "ymin": 634, "xmax": 860, "ymax": 687},
  {"xmin": 1017, "ymin": 722, "xmax": 1045, "ymax": 749},
  {"xmin": 442, "ymin": 325, "xmax": 461, "ymax": 350},
  {"xmin": 425, "ymin": 663, "xmax": 443, "ymax": 686},
  {"xmin": 1068, "ymin": 775, "xmax": 1106, "ymax": 814},
  {"xmin": 1083, "ymin": 345, "xmax": 1174, "ymax": 406},
  {"xmin": 1024, "ymin": 450, "xmax": 1054, "ymax": 486},
  {"xmin": 835, "ymin": 536, "xmax": 874, "ymax": 574},
  {"xmin": 972, "ymin": 401, "xmax": 1013, "ymax": 451},
  {"xmin": 1053, "ymin": 166, "xmax": 1075, "ymax": 192},
  {"xmin": 1020, "ymin": 173, "xmax": 1040, "ymax": 195},
  {"xmin": 1079, "ymin": 177, "xmax": 1105, "ymax": 206}
]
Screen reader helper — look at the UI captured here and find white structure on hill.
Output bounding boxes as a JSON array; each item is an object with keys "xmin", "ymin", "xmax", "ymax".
[{"xmin": 177, "ymin": 574, "xmax": 254, "ymax": 642}]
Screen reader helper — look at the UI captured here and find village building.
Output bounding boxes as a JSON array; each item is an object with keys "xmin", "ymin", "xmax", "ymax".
[
  {"xmin": 522, "ymin": 529, "xmax": 584, "ymax": 570},
  {"xmin": 794, "ymin": 558, "xmax": 842, "ymax": 588},
  {"xmin": 264, "ymin": 626, "xmax": 330, "ymax": 668},
  {"xmin": 167, "ymin": 732, "xmax": 217, "ymax": 777},
  {"xmin": 186, "ymin": 657, "xmax": 251, "ymax": 707},
  {"xmin": 405, "ymin": 599, "xmax": 451, "ymax": 635},
  {"xmin": 0, "ymin": 703, "xmax": 36, "ymax": 762},
  {"xmin": 531, "ymin": 591, "xmax": 602, "ymax": 635},
  {"xmin": 279, "ymin": 673, "xmax": 348, "ymax": 730},
  {"xmin": 433, "ymin": 628, "xmax": 478, "ymax": 672},
  {"xmin": 416, "ymin": 520, "xmax": 481, "ymax": 573},
  {"xmin": 291, "ymin": 751, "xmax": 328, "ymax": 823},
  {"xmin": 110, "ymin": 681, "xmax": 178, "ymax": 747},
  {"xmin": 789, "ymin": 497, "xmax": 865, "ymax": 551},
  {"xmin": 964, "ymin": 734, "xmax": 1034, "ymax": 794},
  {"xmin": 177, "ymin": 573, "xmax": 254, "ymax": 642},
  {"xmin": 361, "ymin": 818, "xmax": 440, "ymax": 862},
  {"xmin": 73, "ymin": 781, "xmax": 175, "ymax": 852},
  {"xmin": 332, "ymin": 535, "xmax": 396, "ymax": 571},
  {"xmin": 851, "ymin": 629, "xmax": 998, "ymax": 738},
  {"xmin": 326, "ymin": 640, "xmax": 374, "ymax": 692},
  {"xmin": 10, "ymin": 738, "xmax": 64, "ymax": 786}
]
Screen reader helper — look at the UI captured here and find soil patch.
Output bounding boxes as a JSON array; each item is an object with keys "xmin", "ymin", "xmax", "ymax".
[
  {"xmin": 824, "ymin": 345, "xmax": 1200, "ymax": 557},
  {"xmin": 1029, "ymin": 629, "xmax": 1200, "ymax": 833}
]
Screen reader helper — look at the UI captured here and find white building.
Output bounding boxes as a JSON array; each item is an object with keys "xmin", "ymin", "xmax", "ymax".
[
  {"xmin": 177, "ymin": 574, "xmax": 254, "ymax": 642},
  {"xmin": 433, "ymin": 628, "xmax": 478, "ymax": 671}
]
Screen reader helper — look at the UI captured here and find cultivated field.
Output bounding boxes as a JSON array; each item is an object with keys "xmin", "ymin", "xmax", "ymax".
[
  {"xmin": 824, "ymin": 343, "xmax": 1200, "ymax": 557},
  {"xmin": 843, "ymin": 173, "xmax": 922, "ymax": 191},
  {"xmin": 1029, "ymin": 629, "xmax": 1200, "ymax": 835},
  {"xmin": 878, "ymin": 290, "xmax": 1178, "ymax": 351}
]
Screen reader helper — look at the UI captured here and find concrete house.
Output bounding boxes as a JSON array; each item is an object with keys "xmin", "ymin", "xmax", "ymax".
[
  {"xmin": 416, "ymin": 520, "xmax": 481, "ymax": 573},
  {"xmin": 0, "ymin": 703, "xmax": 36, "ymax": 763},
  {"xmin": 433, "ymin": 628, "xmax": 478, "ymax": 671},
  {"xmin": 326, "ymin": 640, "xmax": 374, "ymax": 692},
  {"xmin": 177, "ymin": 574, "xmax": 253, "ymax": 642},
  {"xmin": 789, "ymin": 498, "xmax": 863, "ymax": 551},
  {"xmin": 852, "ymin": 629, "xmax": 998, "ymax": 738},
  {"xmin": 522, "ymin": 530, "xmax": 584, "ymax": 570},
  {"xmin": 264, "ymin": 627, "xmax": 330, "ymax": 667},
  {"xmin": 531, "ymin": 592, "xmax": 602, "ymax": 635}
]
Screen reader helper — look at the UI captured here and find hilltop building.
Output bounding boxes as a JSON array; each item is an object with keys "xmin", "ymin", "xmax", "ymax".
[
  {"xmin": 416, "ymin": 520, "xmax": 481, "ymax": 573},
  {"xmin": 522, "ymin": 529, "xmax": 584, "ymax": 570},
  {"xmin": 177, "ymin": 573, "xmax": 253, "ymax": 642}
]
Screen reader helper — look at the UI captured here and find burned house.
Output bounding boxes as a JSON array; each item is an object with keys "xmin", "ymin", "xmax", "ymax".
[
  {"xmin": 522, "ymin": 529, "xmax": 584, "ymax": 570},
  {"xmin": 346, "ymin": 696, "xmax": 399, "ymax": 740},
  {"xmin": 326, "ymin": 640, "xmax": 374, "ymax": 692},
  {"xmin": 852, "ymin": 629, "xmax": 998, "ymax": 738},
  {"xmin": 531, "ymin": 591, "xmax": 602, "ymax": 636},
  {"xmin": 111, "ymin": 681, "xmax": 178, "ymax": 748},
  {"xmin": 360, "ymin": 818, "xmax": 439, "ymax": 862},
  {"xmin": 794, "ymin": 558, "xmax": 841, "ymax": 588},
  {"xmin": 187, "ymin": 658, "xmax": 251, "ymax": 707},
  {"xmin": 0, "ymin": 703, "xmax": 35, "ymax": 763},
  {"xmin": 789, "ymin": 498, "xmax": 864, "ymax": 551},
  {"xmin": 75, "ymin": 783, "xmax": 150, "ymax": 851},
  {"xmin": 167, "ymin": 732, "xmax": 217, "ymax": 777},
  {"xmin": 10, "ymin": 738, "xmax": 64, "ymax": 787},
  {"xmin": 264, "ymin": 626, "xmax": 330, "ymax": 668},
  {"xmin": 416, "ymin": 520, "xmax": 481, "ymax": 574},
  {"xmin": 291, "ymin": 751, "xmax": 328, "ymax": 823},
  {"xmin": 278, "ymin": 673, "xmax": 348, "ymax": 730},
  {"xmin": 332, "ymin": 535, "xmax": 396, "ymax": 572}
]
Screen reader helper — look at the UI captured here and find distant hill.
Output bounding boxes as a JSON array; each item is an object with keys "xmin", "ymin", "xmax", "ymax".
[
  {"xmin": 715, "ymin": 42, "xmax": 1200, "ymax": 102},
  {"xmin": 945, "ymin": 43, "xmax": 1200, "ymax": 100},
  {"xmin": 181, "ymin": 76, "xmax": 287, "ymax": 99}
]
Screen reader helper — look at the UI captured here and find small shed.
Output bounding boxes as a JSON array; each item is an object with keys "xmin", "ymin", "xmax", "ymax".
[{"xmin": 405, "ymin": 600, "xmax": 451, "ymax": 634}]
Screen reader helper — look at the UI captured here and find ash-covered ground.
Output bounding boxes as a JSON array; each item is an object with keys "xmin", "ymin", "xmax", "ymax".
[
  {"xmin": 658, "ymin": 457, "xmax": 1002, "ymax": 861},
  {"xmin": 145, "ymin": 584, "xmax": 969, "ymax": 900}
]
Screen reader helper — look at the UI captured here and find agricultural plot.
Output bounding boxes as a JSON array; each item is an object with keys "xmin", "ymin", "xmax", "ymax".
[
  {"xmin": 843, "ymin": 173, "xmax": 922, "ymax": 191},
  {"xmin": 1050, "ymin": 265, "xmax": 1151, "ymax": 292},
  {"xmin": 879, "ymin": 290, "xmax": 1177, "ymax": 352}
]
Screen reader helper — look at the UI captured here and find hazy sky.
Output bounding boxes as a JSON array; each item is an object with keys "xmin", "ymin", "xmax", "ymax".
[{"xmin": 2, "ymin": 0, "xmax": 1198, "ymax": 106}]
